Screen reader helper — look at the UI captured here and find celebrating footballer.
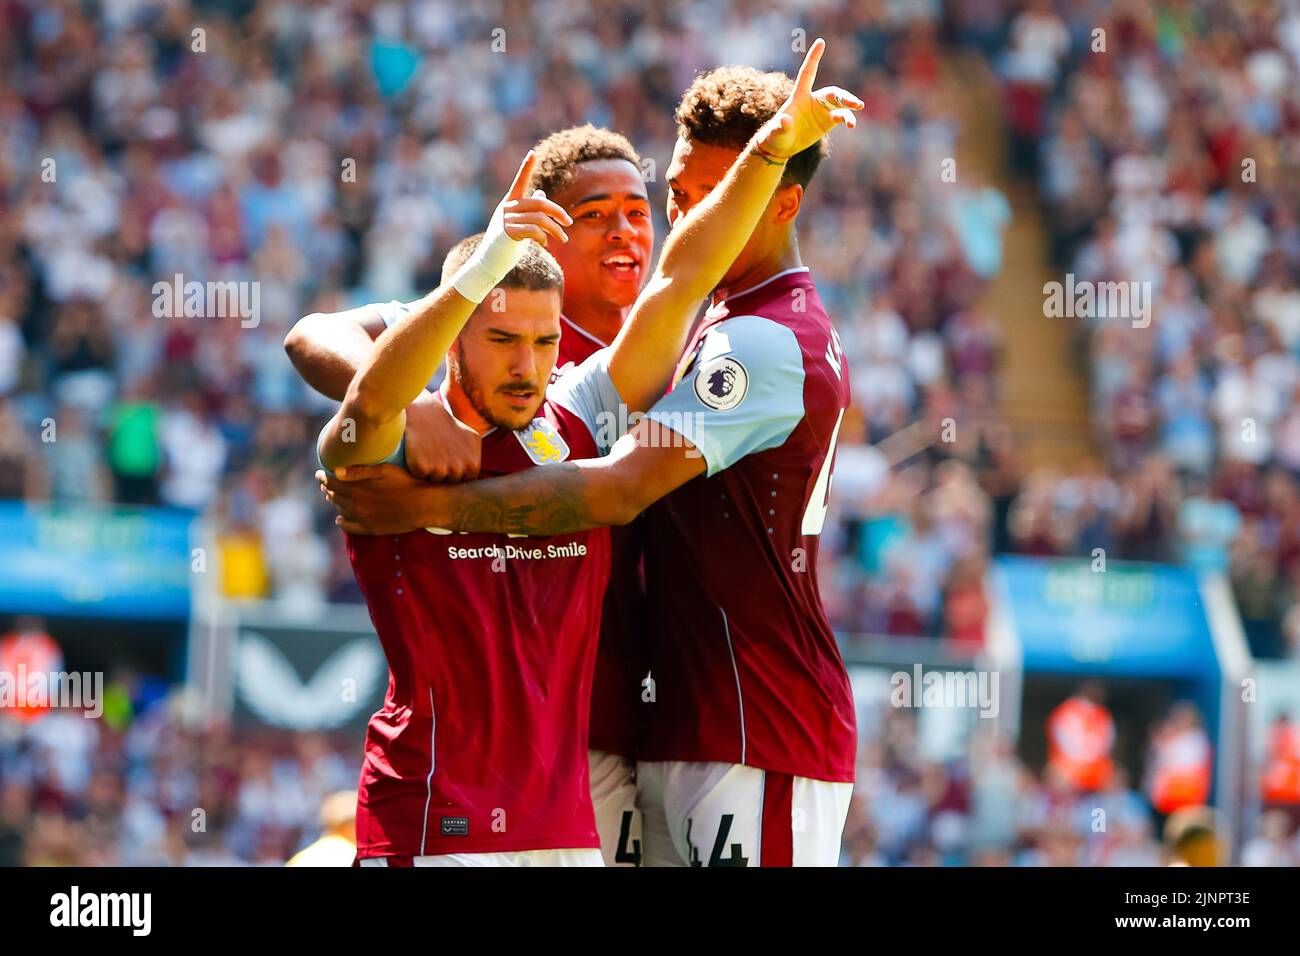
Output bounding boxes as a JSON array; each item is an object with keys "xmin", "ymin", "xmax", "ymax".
[{"xmin": 292, "ymin": 37, "xmax": 862, "ymax": 867}]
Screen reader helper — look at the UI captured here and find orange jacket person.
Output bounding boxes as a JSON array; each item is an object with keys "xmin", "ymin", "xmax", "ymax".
[
  {"xmin": 1261, "ymin": 714, "xmax": 1300, "ymax": 806},
  {"xmin": 1148, "ymin": 703, "xmax": 1213, "ymax": 816},
  {"xmin": 1047, "ymin": 683, "xmax": 1115, "ymax": 792}
]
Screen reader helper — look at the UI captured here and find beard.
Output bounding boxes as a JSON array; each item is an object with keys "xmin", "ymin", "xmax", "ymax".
[{"xmin": 451, "ymin": 349, "xmax": 540, "ymax": 431}]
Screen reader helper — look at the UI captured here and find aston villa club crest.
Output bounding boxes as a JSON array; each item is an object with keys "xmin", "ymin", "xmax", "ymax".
[
  {"xmin": 693, "ymin": 355, "xmax": 749, "ymax": 411},
  {"xmin": 515, "ymin": 417, "xmax": 571, "ymax": 465}
]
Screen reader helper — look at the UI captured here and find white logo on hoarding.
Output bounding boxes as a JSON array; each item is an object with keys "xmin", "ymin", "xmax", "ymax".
[{"xmin": 236, "ymin": 633, "xmax": 384, "ymax": 730}]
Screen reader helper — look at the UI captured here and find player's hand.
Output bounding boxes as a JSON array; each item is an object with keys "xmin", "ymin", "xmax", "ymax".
[
  {"xmin": 496, "ymin": 151, "xmax": 572, "ymax": 247},
  {"xmin": 758, "ymin": 38, "xmax": 862, "ymax": 160},
  {"xmin": 404, "ymin": 392, "xmax": 481, "ymax": 482},
  {"xmin": 316, "ymin": 464, "xmax": 441, "ymax": 535}
]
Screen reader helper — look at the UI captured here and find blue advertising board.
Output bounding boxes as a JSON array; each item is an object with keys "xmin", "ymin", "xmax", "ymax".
[
  {"xmin": 993, "ymin": 555, "xmax": 1219, "ymax": 679},
  {"xmin": 0, "ymin": 502, "xmax": 194, "ymax": 620}
]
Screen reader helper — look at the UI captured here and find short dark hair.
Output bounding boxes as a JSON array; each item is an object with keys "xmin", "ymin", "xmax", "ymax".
[
  {"xmin": 675, "ymin": 65, "xmax": 828, "ymax": 188},
  {"xmin": 441, "ymin": 233, "xmax": 564, "ymax": 294},
  {"xmin": 528, "ymin": 124, "xmax": 642, "ymax": 198}
]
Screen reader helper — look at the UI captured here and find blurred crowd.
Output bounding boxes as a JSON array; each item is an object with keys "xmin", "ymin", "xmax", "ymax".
[
  {"xmin": 6, "ymin": 675, "xmax": 1295, "ymax": 868},
  {"xmin": 841, "ymin": 705, "xmax": 1172, "ymax": 867},
  {"xmin": 0, "ymin": 685, "xmax": 356, "ymax": 866},
  {"xmin": 841, "ymin": 691, "xmax": 1300, "ymax": 867},
  {"xmin": 995, "ymin": 0, "xmax": 1300, "ymax": 659},
  {"xmin": 0, "ymin": 0, "xmax": 1022, "ymax": 639}
]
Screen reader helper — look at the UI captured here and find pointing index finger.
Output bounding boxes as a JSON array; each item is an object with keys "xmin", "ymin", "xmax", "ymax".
[
  {"xmin": 794, "ymin": 37, "xmax": 826, "ymax": 97},
  {"xmin": 506, "ymin": 150, "xmax": 537, "ymax": 202}
]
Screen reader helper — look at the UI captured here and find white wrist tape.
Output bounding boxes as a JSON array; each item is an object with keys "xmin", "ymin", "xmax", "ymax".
[{"xmin": 451, "ymin": 191, "xmax": 543, "ymax": 303}]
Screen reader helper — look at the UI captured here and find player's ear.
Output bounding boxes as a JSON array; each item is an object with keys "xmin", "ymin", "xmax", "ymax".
[{"xmin": 772, "ymin": 182, "xmax": 803, "ymax": 225}]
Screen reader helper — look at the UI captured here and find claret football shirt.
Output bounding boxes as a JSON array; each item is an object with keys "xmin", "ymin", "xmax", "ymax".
[
  {"xmin": 638, "ymin": 267, "xmax": 858, "ymax": 783},
  {"xmin": 339, "ymin": 300, "xmax": 626, "ymax": 857}
]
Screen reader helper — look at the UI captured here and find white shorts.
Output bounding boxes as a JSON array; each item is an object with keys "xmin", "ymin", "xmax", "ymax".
[
  {"xmin": 589, "ymin": 749, "xmax": 642, "ymax": 867},
  {"xmin": 636, "ymin": 761, "xmax": 852, "ymax": 867},
  {"xmin": 358, "ymin": 848, "xmax": 604, "ymax": 867}
]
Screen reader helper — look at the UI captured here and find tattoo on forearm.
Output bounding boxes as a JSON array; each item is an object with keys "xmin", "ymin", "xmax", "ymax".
[{"xmin": 447, "ymin": 463, "xmax": 595, "ymax": 536}]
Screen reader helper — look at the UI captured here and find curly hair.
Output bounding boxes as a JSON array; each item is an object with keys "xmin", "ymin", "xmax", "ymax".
[
  {"xmin": 528, "ymin": 124, "xmax": 642, "ymax": 199},
  {"xmin": 675, "ymin": 65, "xmax": 828, "ymax": 188}
]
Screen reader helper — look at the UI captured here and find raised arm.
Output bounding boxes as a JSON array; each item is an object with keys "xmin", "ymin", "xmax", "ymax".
[
  {"xmin": 318, "ymin": 151, "xmax": 572, "ymax": 469},
  {"xmin": 318, "ymin": 284, "xmax": 475, "ymax": 468},
  {"xmin": 607, "ymin": 37, "xmax": 861, "ymax": 412},
  {"xmin": 319, "ymin": 300, "xmax": 811, "ymax": 536}
]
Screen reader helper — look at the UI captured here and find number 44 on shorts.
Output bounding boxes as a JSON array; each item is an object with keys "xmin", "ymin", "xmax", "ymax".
[{"xmin": 686, "ymin": 815, "xmax": 749, "ymax": 867}]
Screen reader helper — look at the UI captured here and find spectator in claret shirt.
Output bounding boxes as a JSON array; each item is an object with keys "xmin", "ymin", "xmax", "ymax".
[
  {"xmin": 1107, "ymin": 360, "xmax": 1159, "ymax": 473},
  {"xmin": 1114, "ymin": 456, "xmax": 1178, "ymax": 563},
  {"xmin": 943, "ymin": 556, "xmax": 988, "ymax": 650},
  {"xmin": 946, "ymin": 308, "xmax": 1001, "ymax": 381}
]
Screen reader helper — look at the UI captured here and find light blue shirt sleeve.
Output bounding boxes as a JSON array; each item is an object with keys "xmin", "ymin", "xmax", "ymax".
[
  {"xmin": 546, "ymin": 346, "xmax": 626, "ymax": 455},
  {"xmin": 376, "ymin": 299, "xmax": 444, "ymax": 393},
  {"xmin": 376, "ymin": 299, "xmax": 410, "ymax": 328},
  {"xmin": 645, "ymin": 314, "xmax": 805, "ymax": 477},
  {"xmin": 316, "ymin": 422, "xmax": 406, "ymax": 470}
]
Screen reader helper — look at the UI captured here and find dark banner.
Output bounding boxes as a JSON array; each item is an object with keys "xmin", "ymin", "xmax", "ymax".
[{"xmin": 230, "ymin": 618, "xmax": 386, "ymax": 733}]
